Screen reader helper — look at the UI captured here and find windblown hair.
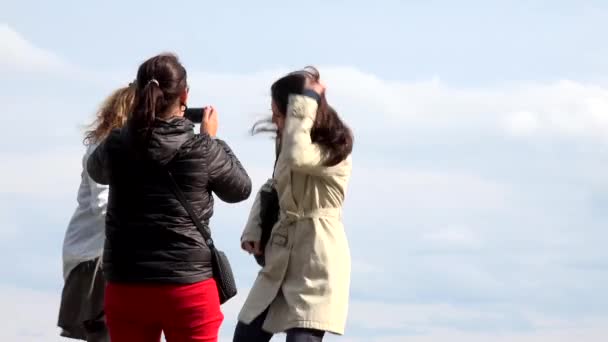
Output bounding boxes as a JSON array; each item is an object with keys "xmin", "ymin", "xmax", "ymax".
[
  {"xmin": 84, "ymin": 84, "xmax": 135, "ymax": 145},
  {"xmin": 253, "ymin": 67, "xmax": 354, "ymax": 166}
]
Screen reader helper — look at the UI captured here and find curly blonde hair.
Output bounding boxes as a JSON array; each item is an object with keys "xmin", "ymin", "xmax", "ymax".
[{"xmin": 84, "ymin": 84, "xmax": 136, "ymax": 145}]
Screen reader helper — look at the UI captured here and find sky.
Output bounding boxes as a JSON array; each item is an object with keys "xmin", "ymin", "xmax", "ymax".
[{"xmin": 1, "ymin": 0, "xmax": 608, "ymax": 341}]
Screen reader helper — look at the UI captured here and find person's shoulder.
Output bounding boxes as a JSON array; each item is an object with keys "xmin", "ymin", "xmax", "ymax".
[
  {"xmin": 104, "ymin": 128, "xmax": 127, "ymax": 149},
  {"xmin": 328, "ymin": 155, "xmax": 353, "ymax": 178},
  {"xmin": 341, "ymin": 155, "xmax": 353, "ymax": 166},
  {"xmin": 187, "ymin": 133, "xmax": 230, "ymax": 150},
  {"xmin": 185, "ymin": 132, "xmax": 211, "ymax": 148},
  {"xmin": 95, "ymin": 128, "xmax": 122, "ymax": 144},
  {"xmin": 109, "ymin": 127, "xmax": 122, "ymax": 136},
  {"xmin": 176, "ymin": 133, "xmax": 215, "ymax": 160}
]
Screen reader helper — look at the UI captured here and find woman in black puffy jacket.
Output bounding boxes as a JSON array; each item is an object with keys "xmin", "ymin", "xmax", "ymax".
[{"xmin": 87, "ymin": 53, "xmax": 251, "ymax": 342}]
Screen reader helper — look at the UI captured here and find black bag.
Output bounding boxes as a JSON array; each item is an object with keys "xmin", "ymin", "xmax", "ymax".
[
  {"xmin": 165, "ymin": 170, "xmax": 237, "ymax": 304},
  {"xmin": 255, "ymin": 183, "xmax": 280, "ymax": 266},
  {"xmin": 254, "ymin": 139, "xmax": 281, "ymax": 266}
]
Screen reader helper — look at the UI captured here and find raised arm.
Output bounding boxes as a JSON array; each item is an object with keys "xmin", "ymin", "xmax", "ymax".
[
  {"xmin": 206, "ymin": 137, "xmax": 252, "ymax": 203},
  {"xmin": 281, "ymin": 93, "xmax": 327, "ymax": 172}
]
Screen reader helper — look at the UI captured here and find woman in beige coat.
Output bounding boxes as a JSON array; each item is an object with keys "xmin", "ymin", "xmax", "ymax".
[{"xmin": 234, "ymin": 69, "xmax": 354, "ymax": 342}]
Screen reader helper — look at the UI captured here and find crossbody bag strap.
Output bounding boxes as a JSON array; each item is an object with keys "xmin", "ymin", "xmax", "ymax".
[
  {"xmin": 272, "ymin": 136, "xmax": 281, "ymax": 178},
  {"xmin": 165, "ymin": 170, "xmax": 216, "ymax": 250}
]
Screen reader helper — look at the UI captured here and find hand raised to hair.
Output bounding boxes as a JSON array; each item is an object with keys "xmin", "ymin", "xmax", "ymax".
[
  {"xmin": 241, "ymin": 240, "xmax": 263, "ymax": 255},
  {"xmin": 305, "ymin": 77, "xmax": 326, "ymax": 96}
]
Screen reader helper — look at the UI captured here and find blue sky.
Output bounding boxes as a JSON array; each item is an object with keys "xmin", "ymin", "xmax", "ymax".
[
  {"xmin": 3, "ymin": 0, "xmax": 608, "ymax": 84},
  {"xmin": 1, "ymin": 1, "xmax": 608, "ymax": 341}
]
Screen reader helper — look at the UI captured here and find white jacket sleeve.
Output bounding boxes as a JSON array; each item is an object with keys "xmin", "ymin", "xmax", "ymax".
[
  {"xmin": 84, "ymin": 144, "xmax": 108, "ymax": 216},
  {"xmin": 87, "ymin": 174, "xmax": 108, "ymax": 216}
]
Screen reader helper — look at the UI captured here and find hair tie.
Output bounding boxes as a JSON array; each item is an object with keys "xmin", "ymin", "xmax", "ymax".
[{"xmin": 147, "ymin": 78, "xmax": 160, "ymax": 87}]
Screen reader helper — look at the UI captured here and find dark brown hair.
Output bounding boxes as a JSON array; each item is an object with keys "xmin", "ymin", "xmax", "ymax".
[
  {"xmin": 83, "ymin": 84, "xmax": 135, "ymax": 145},
  {"xmin": 254, "ymin": 67, "xmax": 353, "ymax": 166},
  {"xmin": 131, "ymin": 53, "xmax": 187, "ymax": 133}
]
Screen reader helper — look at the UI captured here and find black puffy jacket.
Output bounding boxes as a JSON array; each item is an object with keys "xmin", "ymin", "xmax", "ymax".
[{"xmin": 87, "ymin": 117, "xmax": 251, "ymax": 284}]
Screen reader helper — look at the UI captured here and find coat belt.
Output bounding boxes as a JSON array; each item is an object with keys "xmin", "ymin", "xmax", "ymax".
[{"xmin": 279, "ymin": 208, "xmax": 341, "ymax": 225}]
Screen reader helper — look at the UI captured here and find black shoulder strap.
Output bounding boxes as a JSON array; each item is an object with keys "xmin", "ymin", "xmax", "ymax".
[
  {"xmin": 165, "ymin": 170, "xmax": 216, "ymax": 250},
  {"xmin": 272, "ymin": 136, "xmax": 281, "ymax": 178}
]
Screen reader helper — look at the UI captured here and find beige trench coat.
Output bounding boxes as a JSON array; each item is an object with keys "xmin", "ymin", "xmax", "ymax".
[{"xmin": 238, "ymin": 95, "xmax": 352, "ymax": 335}]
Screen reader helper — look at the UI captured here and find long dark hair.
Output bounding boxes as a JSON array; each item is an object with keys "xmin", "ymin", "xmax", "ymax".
[
  {"xmin": 254, "ymin": 67, "xmax": 353, "ymax": 167},
  {"xmin": 130, "ymin": 53, "xmax": 188, "ymax": 134}
]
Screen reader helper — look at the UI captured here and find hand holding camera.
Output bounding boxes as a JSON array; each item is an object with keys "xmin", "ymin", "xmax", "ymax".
[
  {"xmin": 184, "ymin": 106, "xmax": 218, "ymax": 137},
  {"xmin": 201, "ymin": 106, "xmax": 218, "ymax": 137},
  {"xmin": 185, "ymin": 106, "xmax": 218, "ymax": 137}
]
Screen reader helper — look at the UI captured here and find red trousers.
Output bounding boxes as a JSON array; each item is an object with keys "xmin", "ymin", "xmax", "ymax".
[{"xmin": 105, "ymin": 279, "xmax": 223, "ymax": 342}]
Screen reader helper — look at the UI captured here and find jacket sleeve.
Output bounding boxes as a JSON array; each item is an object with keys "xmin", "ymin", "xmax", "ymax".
[
  {"xmin": 281, "ymin": 94, "xmax": 330, "ymax": 174},
  {"xmin": 83, "ymin": 145, "xmax": 109, "ymax": 215},
  {"xmin": 88, "ymin": 177, "xmax": 109, "ymax": 216},
  {"xmin": 206, "ymin": 137, "xmax": 252, "ymax": 203},
  {"xmin": 86, "ymin": 142, "xmax": 110, "ymax": 185},
  {"xmin": 241, "ymin": 179, "xmax": 273, "ymax": 243}
]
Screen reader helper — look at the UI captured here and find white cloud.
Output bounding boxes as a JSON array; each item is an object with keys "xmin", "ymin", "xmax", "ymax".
[
  {"xmin": 1, "ymin": 31, "xmax": 607, "ymax": 341},
  {"xmin": 347, "ymin": 167, "xmax": 510, "ymax": 214},
  {"xmin": 0, "ymin": 208, "xmax": 19, "ymax": 239},
  {"xmin": 0, "ymin": 286, "xmax": 64, "ymax": 341},
  {"xmin": 2, "ymin": 25, "xmax": 607, "ymax": 143},
  {"xmin": 504, "ymin": 110, "xmax": 540, "ymax": 136},
  {"xmin": 322, "ymin": 69, "xmax": 608, "ymax": 142},
  {"xmin": 0, "ymin": 147, "xmax": 83, "ymax": 199},
  {"xmin": 337, "ymin": 300, "xmax": 608, "ymax": 342},
  {"xmin": 338, "ymin": 323, "xmax": 608, "ymax": 342},
  {"xmin": 421, "ymin": 225, "xmax": 481, "ymax": 248},
  {"xmin": 0, "ymin": 24, "xmax": 69, "ymax": 73},
  {"xmin": 183, "ymin": 67, "xmax": 608, "ymax": 145}
]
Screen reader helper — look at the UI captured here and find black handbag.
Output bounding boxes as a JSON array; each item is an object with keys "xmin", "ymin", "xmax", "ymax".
[
  {"xmin": 254, "ymin": 140, "xmax": 281, "ymax": 266},
  {"xmin": 165, "ymin": 170, "xmax": 237, "ymax": 304},
  {"xmin": 255, "ymin": 183, "xmax": 280, "ymax": 266}
]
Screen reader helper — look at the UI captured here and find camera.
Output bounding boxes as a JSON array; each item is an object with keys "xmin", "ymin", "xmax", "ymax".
[{"xmin": 184, "ymin": 107, "xmax": 204, "ymax": 123}]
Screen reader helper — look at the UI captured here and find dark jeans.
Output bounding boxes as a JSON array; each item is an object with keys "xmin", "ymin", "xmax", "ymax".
[{"xmin": 233, "ymin": 309, "xmax": 325, "ymax": 342}]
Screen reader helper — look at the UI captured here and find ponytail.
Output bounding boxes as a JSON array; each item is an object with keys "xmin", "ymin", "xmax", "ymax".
[
  {"xmin": 128, "ymin": 53, "xmax": 188, "ymax": 139},
  {"xmin": 132, "ymin": 79, "xmax": 165, "ymax": 132}
]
